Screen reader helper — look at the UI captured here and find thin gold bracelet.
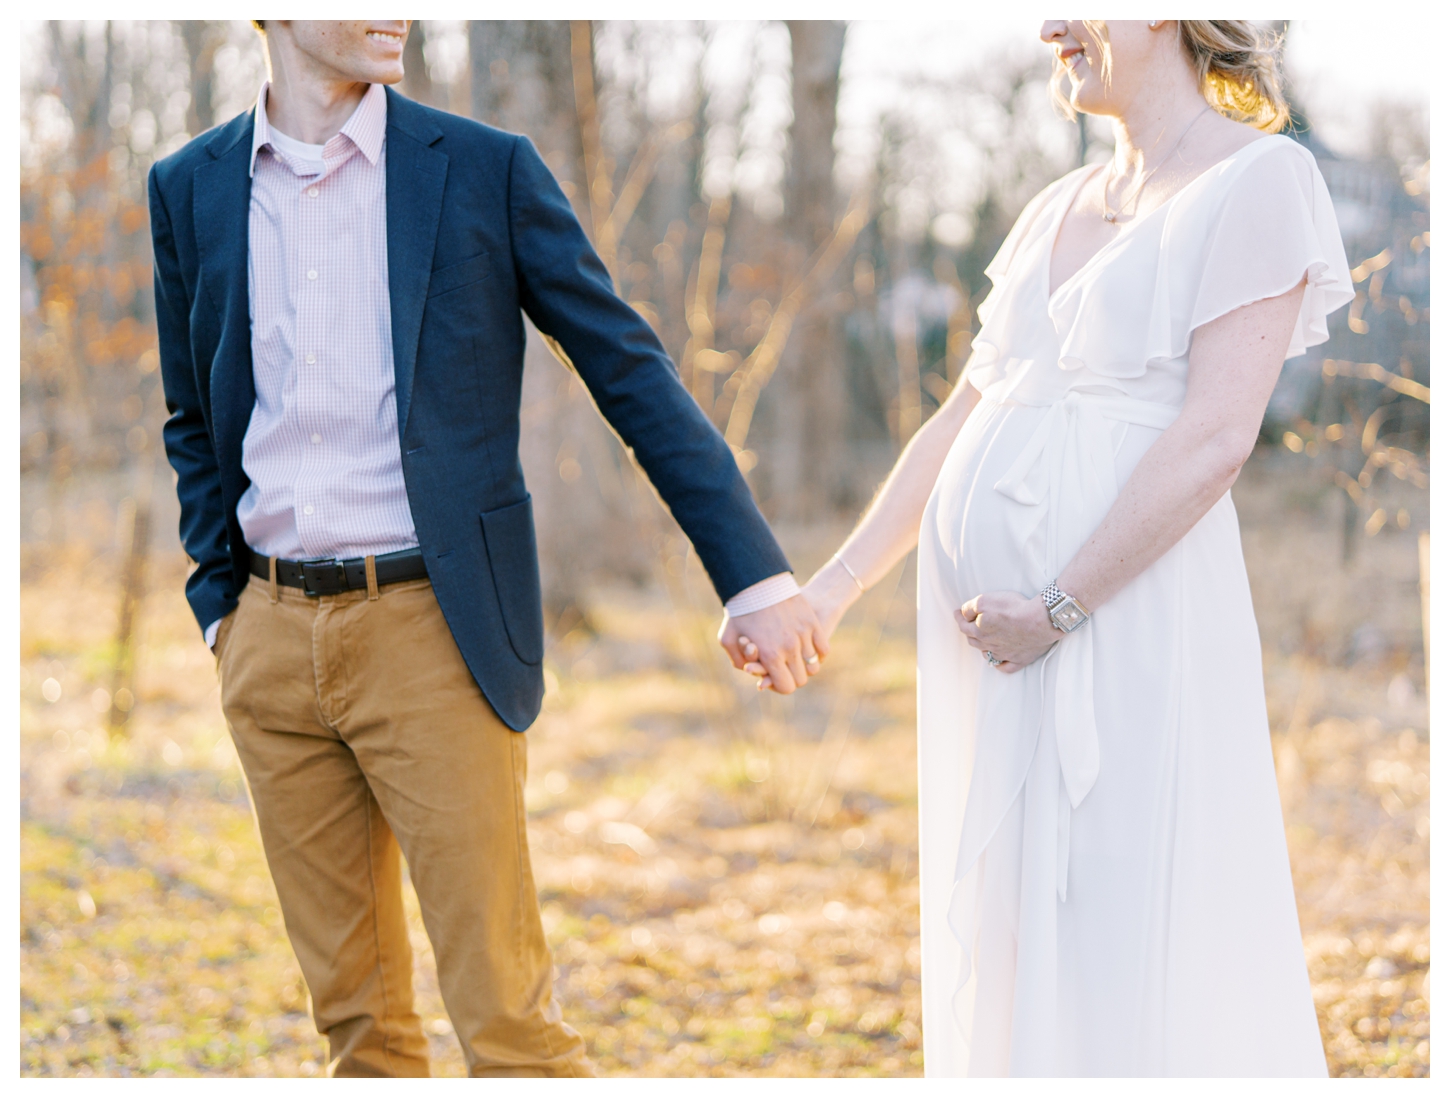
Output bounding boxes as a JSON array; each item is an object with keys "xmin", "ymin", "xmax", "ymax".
[{"xmin": 833, "ymin": 553, "xmax": 866, "ymax": 593}]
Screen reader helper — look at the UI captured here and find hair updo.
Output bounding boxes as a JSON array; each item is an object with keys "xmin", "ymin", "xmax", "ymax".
[
  {"xmin": 1052, "ymin": 21, "xmax": 1290, "ymax": 134},
  {"xmin": 1178, "ymin": 21, "xmax": 1289, "ymax": 132}
]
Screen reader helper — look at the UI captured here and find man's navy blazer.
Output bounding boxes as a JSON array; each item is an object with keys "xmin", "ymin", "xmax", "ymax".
[{"xmin": 147, "ymin": 87, "xmax": 791, "ymax": 731}]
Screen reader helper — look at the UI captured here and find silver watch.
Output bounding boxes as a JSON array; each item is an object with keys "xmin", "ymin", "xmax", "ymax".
[{"xmin": 1041, "ymin": 580, "xmax": 1090, "ymax": 633}]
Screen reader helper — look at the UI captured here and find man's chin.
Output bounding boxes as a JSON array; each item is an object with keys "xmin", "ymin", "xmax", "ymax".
[{"xmin": 345, "ymin": 64, "xmax": 405, "ymax": 87}]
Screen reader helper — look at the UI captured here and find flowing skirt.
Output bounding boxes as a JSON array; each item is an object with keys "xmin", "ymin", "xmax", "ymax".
[{"xmin": 915, "ymin": 393, "xmax": 1327, "ymax": 1077}]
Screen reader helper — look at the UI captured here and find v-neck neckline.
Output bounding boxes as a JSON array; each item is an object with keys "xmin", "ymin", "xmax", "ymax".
[{"xmin": 1044, "ymin": 133, "xmax": 1280, "ymax": 305}]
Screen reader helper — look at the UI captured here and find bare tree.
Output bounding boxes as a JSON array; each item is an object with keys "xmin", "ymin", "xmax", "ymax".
[
  {"xmin": 37, "ymin": 20, "xmax": 116, "ymax": 471},
  {"xmin": 24, "ymin": 20, "xmax": 198, "ymax": 727},
  {"xmin": 467, "ymin": 21, "xmax": 652, "ymax": 624},
  {"xmin": 775, "ymin": 20, "xmax": 850, "ymax": 517},
  {"xmin": 401, "ymin": 20, "xmax": 436, "ymax": 107},
  {"xmin": 469, "ymin": 21, "xmax": 583, "ymax": 200},
  {"xmin": 175, "ymin": 21, "xmax": 223, "ymax": 135}
]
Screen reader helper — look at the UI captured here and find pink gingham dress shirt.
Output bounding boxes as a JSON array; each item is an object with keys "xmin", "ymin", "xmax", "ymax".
[
  {"xmin": 207, "ymin": 83, "xmax": 793, "ymax": 645},
  {"xmin": 239, "ymin": 81, "xmax": 416, "ymax": 564}
]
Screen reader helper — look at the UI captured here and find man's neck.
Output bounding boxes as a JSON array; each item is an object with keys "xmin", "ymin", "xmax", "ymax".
[{"xmin": 264, "ymin": 55, "xmax": 368, "ymax": 145}]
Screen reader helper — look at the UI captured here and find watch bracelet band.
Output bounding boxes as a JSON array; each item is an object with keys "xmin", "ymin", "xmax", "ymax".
[{"xmin": 1041, "ymin": 579, "xmax": 1067, "ymax": 612}]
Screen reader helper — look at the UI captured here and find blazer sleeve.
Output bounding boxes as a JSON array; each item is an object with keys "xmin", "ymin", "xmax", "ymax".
[
  {"xmin": 148, "ymin": 165, "xmax": 238, "ymax": 635},
  {"xmin": 505, "ymin": 135, "xmax": 791, "ymax": 603}
]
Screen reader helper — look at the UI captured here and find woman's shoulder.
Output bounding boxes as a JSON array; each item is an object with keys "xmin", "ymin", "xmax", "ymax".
[
  {"xmin": 1153, "ymin": 133, "xmax": 1322, "ymax": 245},
  {"xmin": 1194, "ymin": 132, "xmax": 1319, "ymax": 200},
  {"xmin": 1167, "ymin": 130, "xmax": 1352, "ymax": 361}
]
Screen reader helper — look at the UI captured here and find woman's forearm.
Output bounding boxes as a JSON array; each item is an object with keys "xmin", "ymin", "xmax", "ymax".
[
  {"xmin": 1055, "ymin": 424, "xmax": 1247, "ymax": 612},
  {"xmin": 807, "ymin": 380, "xmax": 982, "ymax": 608},
  {"xmin": 1055, "ymin": 280, "xmax": 1306, "ymax": 614}
]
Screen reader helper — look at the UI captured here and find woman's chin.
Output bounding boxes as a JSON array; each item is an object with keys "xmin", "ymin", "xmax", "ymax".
[{"xmin": 1070, "ymin": 91, "xmax": 1109, "ymax": 119}]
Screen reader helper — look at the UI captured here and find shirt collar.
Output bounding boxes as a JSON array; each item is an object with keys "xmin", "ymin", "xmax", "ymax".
[{"xmin": 249, "ymin": 81, "xmax": 387, "ymax": 177}]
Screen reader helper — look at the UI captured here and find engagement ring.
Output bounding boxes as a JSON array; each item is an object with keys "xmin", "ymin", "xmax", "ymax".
[
  {"xmin": 805, "ymin": 653, "xmax": 820, "ymax": 667},
  {"xmin": 984, "ymin": 651, "xmax": 1002, "ymax": 666}
]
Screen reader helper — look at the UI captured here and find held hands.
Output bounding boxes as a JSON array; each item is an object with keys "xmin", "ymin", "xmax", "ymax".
[
  {"xmin": 725, "ymin": 557, "xmax": 863, "ymax": 694},
  {"xmin": 955, "ymin": 591, "xmax": 1061, "ymax": 673},
  {"xmin": 718, "ymin": 594, "xmax": 830, "ymax": 696},
  {"xmin": 724, "ymin": 577, "xmax": 1063, "ymax": 688}
]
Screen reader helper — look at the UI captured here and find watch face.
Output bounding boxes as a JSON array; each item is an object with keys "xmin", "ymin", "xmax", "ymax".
[{"xmin": 1051, "ymin": 600, "xmax": 1086, "ymax": 631}]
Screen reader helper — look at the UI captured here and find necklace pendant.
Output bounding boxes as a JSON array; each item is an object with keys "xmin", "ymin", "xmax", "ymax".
[{"xmin": 1103, "ymin": 212, "xmax": 1117, "ymax": 223}]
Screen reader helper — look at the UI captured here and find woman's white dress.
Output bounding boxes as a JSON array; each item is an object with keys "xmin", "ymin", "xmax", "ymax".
[{"xmin": 916, "ymin": 135, "xmax": 1353, "ymax": 1077}]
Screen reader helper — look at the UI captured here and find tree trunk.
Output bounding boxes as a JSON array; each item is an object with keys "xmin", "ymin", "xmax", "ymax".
[
  {"xmin": 469, "ymin": 21, "xmax": 582, "ymax": 192},
  {"xmin": 45, "ymin": 20, "xmax": 114, "ymax": 465},
  {"xmin": 108, "ymin": 486, "xmax": 150, "ymax": 733},
  {"xmin": 776, "ymin": 20, "xmax": 849, "ymax": 519},
  {"xmin": 402, "ymin": 21, "xmax": 436, "ymax": 107},
  {"xmin": 176, "ymin": 21, "xmax": 222, "ymax": 135}
]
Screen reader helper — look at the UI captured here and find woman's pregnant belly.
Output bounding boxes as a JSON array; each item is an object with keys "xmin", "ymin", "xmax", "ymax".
[
  {"xmin": 924, "ymin": 399, "xmax": 1047, "ymax": 609},
  {"xmin": 923, "ymin": 396, "xmax": 1160, "ymax": 611}
]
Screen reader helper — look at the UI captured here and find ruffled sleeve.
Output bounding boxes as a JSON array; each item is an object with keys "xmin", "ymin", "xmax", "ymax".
[
  {"xmin": 1184, "ymin": 137, "xmax": 1354, "ymax": 358},
  {"xmin": 966, "ymin": 169, "xmax": 1091, "ymax": 394},
  {"xmin": 1049, "ymin": 136, "xmax": 1355, "ymax": 382},
  {"xmin": 982, "ymin": 172, "xmax": 1077, "ymax": 289}
]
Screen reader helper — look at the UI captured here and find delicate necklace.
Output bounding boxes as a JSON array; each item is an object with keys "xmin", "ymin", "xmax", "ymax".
[{"xmin": 1100, "ymin": 104, "xmax": 1213, "ymax": 224}]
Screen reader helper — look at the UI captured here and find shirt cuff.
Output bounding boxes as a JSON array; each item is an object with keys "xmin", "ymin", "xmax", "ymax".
[
  {"xmin": 204, "ymin": 619, "xmax": 222, "ymax": 649},
  {"xmin": 724, "ymin": 573, "xmax": 800, "ymax": 618}
]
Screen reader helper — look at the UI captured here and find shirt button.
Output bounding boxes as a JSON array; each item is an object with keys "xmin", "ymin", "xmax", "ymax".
[
  {"xmin": 305, "ymin": 353, "xmax": 316, "ymax": 364},
  {"xmin": 311, "ymin": 434, "xmax": 322, "ymax": 445},
  {"xmin": 303, "ymin": 505, "xmax": 315, "ymax": 516},
  {"xmin": 307, "ymin": 269, "xmax": 318, "ymax": 280},
  {"xmin": 308, "ymin": 186, "xmax": 319, "ymax": 197}
]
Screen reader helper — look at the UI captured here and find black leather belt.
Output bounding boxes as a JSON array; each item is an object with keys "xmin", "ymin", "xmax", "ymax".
[{"xmin": 250, "ymin": 547, "xmax": 429, "ymax": 596}]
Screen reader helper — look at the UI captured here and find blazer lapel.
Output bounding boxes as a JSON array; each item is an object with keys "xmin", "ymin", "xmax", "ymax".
[
  {"xmin": 192, "ymin": 111, "xmax": 257, "ymax": 476},
  {"xmin": 383, "ymin": 88, "xmax": 448, "ymax": 437}
]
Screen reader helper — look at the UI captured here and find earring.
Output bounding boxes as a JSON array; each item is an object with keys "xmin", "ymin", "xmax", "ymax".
[{"xmin": 1149, "ymin": 20, "xmax": 1164, "ymax": 29}]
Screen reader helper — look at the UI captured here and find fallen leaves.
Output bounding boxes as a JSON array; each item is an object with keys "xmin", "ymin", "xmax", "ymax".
[{"xmin": 19, "ymin": 456, "xmax": 1431, "ymax": 1076}]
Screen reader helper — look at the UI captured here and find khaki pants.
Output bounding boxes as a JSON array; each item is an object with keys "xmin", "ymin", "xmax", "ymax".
[{"xmin": 215, "ymin": 574, "xmax": 592, "ymax": 1077}]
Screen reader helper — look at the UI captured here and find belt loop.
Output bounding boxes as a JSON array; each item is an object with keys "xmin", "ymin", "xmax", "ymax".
[
  {"xmin": 267, "ymin": 555, "xmax": 279, "ymax": 604},
  {"xmin": 365, "ymin": 555, "xmax": 380, "ymax": 600}
]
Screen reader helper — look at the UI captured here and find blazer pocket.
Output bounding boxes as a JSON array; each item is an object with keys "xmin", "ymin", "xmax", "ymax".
[
  {"xmin": 479, "ymin": 495, "xmax": 544, "ymax": 665},
  {"xmin": 427, "ymin": 252, "xmax": 493, "ymax": 299}
]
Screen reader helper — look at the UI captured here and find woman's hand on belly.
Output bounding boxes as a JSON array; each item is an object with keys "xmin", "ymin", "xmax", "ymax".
[{"xmin": 955, "ymin": 591, "xmax": 1060, "ymax": 673}]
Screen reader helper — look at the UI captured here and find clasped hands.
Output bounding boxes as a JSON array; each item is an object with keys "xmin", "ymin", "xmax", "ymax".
[
  {"xmin": 954, "ymin": 590, "xmax": 1061, "ymax": 674},
  {"xmin": 719, "ymin": 583, "xmax": 1061, "ymax": 693},
  {"xmin": 718, "ymin": 557, "xmax": 865, "ymax": 694},
  {"xmin": 718, "ymin": 594, "xmax": 829, "ymax": 695}
]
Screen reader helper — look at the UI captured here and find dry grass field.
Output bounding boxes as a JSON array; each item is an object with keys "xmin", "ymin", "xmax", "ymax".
[{"xmin": 18, "ymin": 451, "xmax": 1429, "ymax": 1077}]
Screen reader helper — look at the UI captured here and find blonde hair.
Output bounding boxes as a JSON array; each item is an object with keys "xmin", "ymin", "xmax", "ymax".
[{"xmin": 1051, "ymin": 20, "xmax": 1290, "ymax": 134}]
